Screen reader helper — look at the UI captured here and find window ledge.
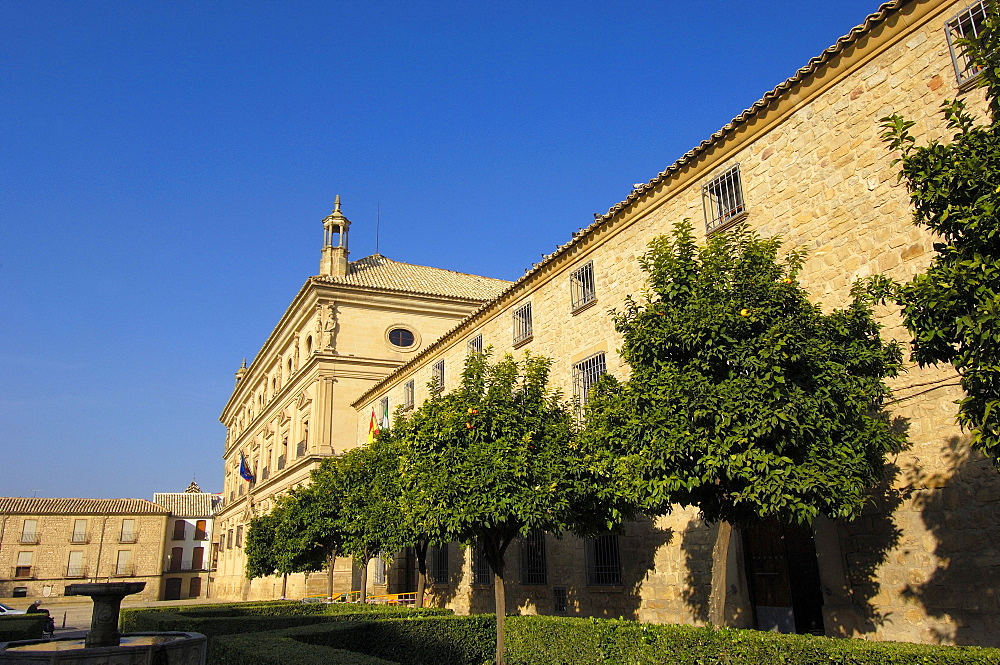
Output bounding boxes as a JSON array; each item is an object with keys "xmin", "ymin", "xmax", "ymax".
[
  {"xmin": 571, "ymin": 298, "xmax": 598, "ymax": 316},
  {"xmin": 513, "ymin": 335, "xmax": 533, "ymax": 349},
  {"xmin": 958, "ymin": 72, "xmax": 985, "ymax": 93},
  {"xmin": 707, "ymin": 210, "xmax": 749, "ymax": 236}
]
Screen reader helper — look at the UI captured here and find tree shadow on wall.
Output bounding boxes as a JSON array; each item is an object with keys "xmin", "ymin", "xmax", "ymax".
[
  {"xmin": 680, "ymin": 517, "xmax": 714, "ymax": 624},
  {"xmin": 901, "ymin": 436, "xmax": 1000, "ymax": 646}
]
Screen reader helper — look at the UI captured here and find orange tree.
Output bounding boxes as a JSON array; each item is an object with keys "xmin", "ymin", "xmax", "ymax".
[
  {"xmin": 580, "ymin": 220, "xmax": 906, "ymax": 623},
  {"xmin": 381, "ymin": 352, "xmax": 605, "ymax": 665}
]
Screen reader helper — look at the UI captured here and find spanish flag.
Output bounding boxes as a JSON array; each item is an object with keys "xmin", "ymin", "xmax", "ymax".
[{"xmin": 367, "ymin": 408, "xmax": 380, "ymax": 444}]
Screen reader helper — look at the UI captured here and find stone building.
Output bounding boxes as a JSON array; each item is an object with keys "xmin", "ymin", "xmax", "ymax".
[
  {"xmin": 153, "ymin": 481, "xmax": 222, "ymax": 601},
  {"xmin": 0, "ymin": 498, "xmax": 169, "ymax": 601},
  {"xmin": 212, "ymin": 197, "xmax": 510, "ymax": 600},
  {"xmin": 349, "ymin": 0, "xmax": 1000, "ymax": 647}
]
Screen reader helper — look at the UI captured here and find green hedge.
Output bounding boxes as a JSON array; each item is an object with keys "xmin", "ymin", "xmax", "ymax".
[
  {"xmin": 505, "ymin": 616, "xmax": 1000, "ymax": 665},
  {"xmin": 0, "ymin": 614, "xmax": 47, "ymax": 642},
  {"xmin": 212, "ymin": 624, "xmax": 399, "ymax": 665}
]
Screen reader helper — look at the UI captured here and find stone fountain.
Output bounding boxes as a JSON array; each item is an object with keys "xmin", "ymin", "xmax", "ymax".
[{"xmin": 0, "ymin": 581, "xmax": 206, "ymax": 664}]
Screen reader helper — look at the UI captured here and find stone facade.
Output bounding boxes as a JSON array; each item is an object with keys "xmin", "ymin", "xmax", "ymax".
[
  {"xmin": 0, "ymin": 498, "xmax": 169, "ymax": 602},
  {"xmin": 211, "ymin": 201, "xmax": 510, "ymax": 601},
  {"xmin": 154, "ymin": 483, "xmax": 221, "ymax": 601},
  {"xmin": 352, "ymin": 0, "xmax": 1000, "ymax": 646}
]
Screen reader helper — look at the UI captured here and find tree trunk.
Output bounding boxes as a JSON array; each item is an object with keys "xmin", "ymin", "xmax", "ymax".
[
  {"xmin": 484, "ymin": 533, "xmax": 514, "ymax": 665},
  {"xmin": 415, "ymin": 539, "xmax": 429, "ymax": 608},
  {"xmin": 281, "ymin": 574, "xmax": 288, "ymax": 600},
  {"xmin": 709, "ymin": 521, "xmax": 733, "ymax": 627},
  {"xmin": 327, "ymin": 552, "xmax": 336, "ymax": 600},
  {"xmin": 359, "ymin": 555, "xmax": 369, "ymax": 603}
]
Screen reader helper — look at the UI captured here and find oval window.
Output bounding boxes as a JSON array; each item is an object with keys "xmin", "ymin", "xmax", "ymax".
[{"xmin": 388, "ymin": 328, "xmax": 415, "ymax": 348}]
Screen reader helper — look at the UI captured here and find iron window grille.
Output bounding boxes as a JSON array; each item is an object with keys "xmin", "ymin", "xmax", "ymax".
[
  {"xmin": 573, "ymin": 352, "xmax": 607, "ymax": 411},
  {"xmin": 467, "ymin": 334, "xmax": 483, "ymax": 355},
  {"xmin": 13, "ymin": 566, "xmax": 33, "ymax": 579},
  {"xmin": 947, "ymin": 1, "xmax": 989, "ymax": 86},
  {"xmin": 66, "ymin": 565, "xmax": 87, "ymax": 578},
  {"xmin": 553, "ymin": 587, "xmax": 568, "ymax": 614},
  {"xmin": 585, "ymin": 534, "xmax": 622, "ymax": 586},
  {"xmin": 120, "ymin": 521, "xmax": 138, "ymax": 543},
  {"xmin": 432, "ymin": 360, "xmax": 445, "ymax": 391},
  {"xmin": 570, "ymin": 261, "xmax": 597, "ymax": 311},
  {"xmin": 513, "ymin": 302, "xmax": 533, "ymax": 345},
  {"xmin": 430, "ymin": 544, "xmax": 449, "ymax": 585},
  {"xmin": 473, "ymin": 546, "xmax": 493, "ymax": 585},
  {"xmin": 403, "ymin": 379, "xmax": 415, "ymax": 410},
  {"xmin": 71, "ymin": 521, "xmax": 89, "ymax": 544},
  {"xmin": 520, "ymin": 529, "xmax": 548, "ymax": 585},
  {"xmin": 703, "ymin": 164, "xmax": 746, "ymax": 233},
  {"xmin": 373, "ymin": 554, "xmax": 386, "ymax": 585}
]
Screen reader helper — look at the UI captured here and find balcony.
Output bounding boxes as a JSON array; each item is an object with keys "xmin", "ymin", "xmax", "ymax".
[
  {"xmin": 70, "ymin": 533, "xmax": 89, "ymax": 544},
  {"xmin": 112, "ymin": 566, "xmax": 135, "ymax": 578},
  {"xmin": 65, "ymin": 566, "xmax": 87, "ymax": 579},
  {"xmin": 164, "ymin": 558, "xmax": 206, "ymax": 573},
  {"xmin": 295, "ymin": 440, "xmax": 307, "ymax": 457},
  {"xmin": 13, "ymin": 566, "xmax": 34, "ymax": 579},
  {"xmin": 119, "ymin": 532, "xmax": 138, "ymax": 544},
  {"xmin": 19, "ymin": 532, "xmax": 38, "ymax": 544},
  {"xmin": 194, "ymin": 530, "xmax": 208, "ymax": 541}
]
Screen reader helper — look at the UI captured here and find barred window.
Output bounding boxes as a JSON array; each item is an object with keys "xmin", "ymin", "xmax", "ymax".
[
  {"xmin": 467, "ymin": 334, "xmax": 483, "ymax": 355},
  {"xmin": 520, "ymin": 528, "xmax": 548, "ymax": 585},
  {"xmin": 553, "ymin": 586, "xmax": 568, "ymax": 614},
  {"xmin": 373, "ymin": 554, "xmax": 386, "ymax": 585},
  {"xmin": 513, "ymin": 302, "xmax": 533, "ymax": 345},
  {"xmin": 703, "ymin": 164, "xmax": 746, "ymax": 233},
  {"xmin": 473, "ymin": 546, "xmax": 493, "ymax": 585},
  {"xmin": 573, "ymin": 352, "xmax": 607, "ymax": 408},
  {"xmin": 946, "ymin": 1, "xmax": 988, "ymax": 86},
  {"xmin": 570, "ymin": 261, "xmax": 596, "ymax": 311},
  {"xmin": 403, "ymin": 379, "xmax": 415, "ymax": 410},
  {"xmin": 430, "ymin": 544, "xmax": 449, "ymax": 584},
  {"xmin": 432, "ymin": 360, "xmax": 445, "ymax": 390},
  {"xmin": 585, "ymin": 534, "xmax": 622, "ymax": 586}
]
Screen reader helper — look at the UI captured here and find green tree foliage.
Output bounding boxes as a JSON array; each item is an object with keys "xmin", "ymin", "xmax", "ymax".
[
  {"xmin": 881, "ymin": 6, "xmax": 1000, "ymax": 468},
  {"xmin": 581, "ymin": 221, "xmax": 906, "ymax": 527},
  {"xmin": 383, "ymin": 351, "xmax": 594, "ymax": 665}
]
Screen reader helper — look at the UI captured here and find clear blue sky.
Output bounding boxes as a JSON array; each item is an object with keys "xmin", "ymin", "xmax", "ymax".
[{"xmin": 1, "ymin": 0, "xmax": 885, "ymax": 498}]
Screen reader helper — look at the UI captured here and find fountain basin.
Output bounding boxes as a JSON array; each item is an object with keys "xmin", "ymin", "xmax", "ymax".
[{"xmin": 0, "ymin": 631, "xmax": 206, "ymax": 664}]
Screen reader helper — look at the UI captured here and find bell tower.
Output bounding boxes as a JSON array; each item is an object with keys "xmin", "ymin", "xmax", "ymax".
[{"xmin": 320, "ymin": 195, "xmax": 351, "ymax": 277}]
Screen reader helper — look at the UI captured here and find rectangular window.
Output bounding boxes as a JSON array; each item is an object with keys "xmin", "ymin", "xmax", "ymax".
[
  {"xmin": 379, "ymin": 396, "xmax": 390, "ymax": 429},
  {"xmin": 15, "ymin": 551, "xmax": 33, "ymax": 578},
  {"xmin": 297, "ymin": 422, "xmax": 308, "ymax": 457},
  {"xmin": 20, "ymin": 520, "xmax": 37, "ymax": 544},
  {"xmin": 373, "ymin": 554, "xmax": 386, "ymax": 586},
  {"xmin": 403, "ymin": 379, "xmax": 415, "ymax": 410},
  {"xmin": 192, "ymin": 546, "xmax": 205, "ymax": 570},
  {"xmin": 573, "ymin": 352, "xmax": 607, "ymax": 409},
  {"xmin": 430, "ymin": 544, "xmax": 449, "ymax": 585},
  {"xmin": 467, "ymin": 334, "xmax": 483, "ymax": 355},
  {"xmin": 172, "ymin": 520, "xmax": 186, "ymax": 541},
  {"xmin": 189, "ymin": 577, "xmax": 202, "ymax": 598},
  {"xmin": 585, "ymin": 534, "xmax": 622, "ymax": 586},
  {"xmin": 946, "ymin": 1, "xmax": 988, "ymax": 86},
  {"xmin": 227, "ymin": 529, "xmax": 234, "ymax": 550},
  {"xmin": 236, "ymin": 525, "xmax": 244, "ymax": 548},
  {"xmin": 520, "ymin": 529, "xmax": 548, "ymax": 585},
  {"xmin": 169, "ymin": 546, "xmax": 183, "ymax": 572},
  {"xmin": 66, "ymin": 551, "xmax": 85, "ymax": 578},
  {"xmin": 703, "ymin": 164, "xmax": 746, "ymax": 233},
  {"xmin": 120, "ymin": 519, "xmax": 137, "ymax": 543},
  {"xmin": 473, "ymin": 546, "xmax": 493, "ymax": 585},
  {"xmin": 194, "ymin": 520, "xmax": 208, "ymax": 540},
  {"xmin": 570, "ymin": 261, "xmax": 597, "ymax": 311},
  {"xmin": 71, "ymin": 519, "xmax": 88, "ymax": 544},
  {"xmin": 553, "ymin": 587, "xmax": 568, "ymax": 614},
  {"xmin": 432, "ymin": 360, "xmax": 445, "ymax": 391},
  {"xmin": 513, "ymin": 302, "xmax": 533, "ymax": 345},
  {"xmin": 115, "ymin": 550, "xmax": 132, "ymax": 577}
]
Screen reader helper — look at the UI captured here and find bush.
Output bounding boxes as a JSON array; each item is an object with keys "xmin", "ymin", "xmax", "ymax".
[
  {"xmin": 505, "ymin": 616, "xmax": 1000, "ymax": 665},
  {"xmin": 0, "ymin": 614, "xmax": 47, "ymax": 642}
]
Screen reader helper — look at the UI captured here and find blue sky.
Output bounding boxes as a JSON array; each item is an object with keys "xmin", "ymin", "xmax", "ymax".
[{"xmin": 1, "ymin": 0, "xmax": 885, "ymax": 498}]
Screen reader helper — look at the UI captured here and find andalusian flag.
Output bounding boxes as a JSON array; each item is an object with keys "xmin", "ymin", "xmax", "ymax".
[{"xmin": 367, "ymin": 408, "xmax": 380, "ymax": 444}]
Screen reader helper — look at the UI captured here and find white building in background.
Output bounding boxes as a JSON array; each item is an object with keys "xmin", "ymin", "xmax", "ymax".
[{"xmin": 153, "ymin": 481, "xmax": 222, "ymax": 600}]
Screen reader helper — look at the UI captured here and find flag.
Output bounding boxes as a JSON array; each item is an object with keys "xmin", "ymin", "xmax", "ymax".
[
  {"xmin": 380, "ymin": 399, "xmax": 390, "ymax": 429},
  {"xmin": 239, "ymin": 452, "xmax": 255, "ymax": 482},
  {"xmin": 367, "ymin": 408, "xmax": 380, "ymax": 444}
]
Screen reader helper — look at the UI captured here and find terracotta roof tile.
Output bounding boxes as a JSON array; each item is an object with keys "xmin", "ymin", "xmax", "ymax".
[
  {"xmin": 0, "ymin": 497, "xmax": 169, "ymax": 515},
  {"xmin": 152, "ymin": 493, "xmax": 222, "ymax": 518},
  {"xmin": 313, "ymin": 254, "xmax": 510, "ymax": 301}
]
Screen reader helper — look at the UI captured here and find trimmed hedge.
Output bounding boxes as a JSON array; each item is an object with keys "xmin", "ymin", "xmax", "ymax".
[
  {"xmin": 505, "ymin": 616, "xmax": 1000, "ymax": 665},
  {"xmin": 212, "ymin": 624, "xmax": 399, "ymax": 665},
  {"xmin": 0, "ymin": 614, "xmax": 47, "ymax": 642}
]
